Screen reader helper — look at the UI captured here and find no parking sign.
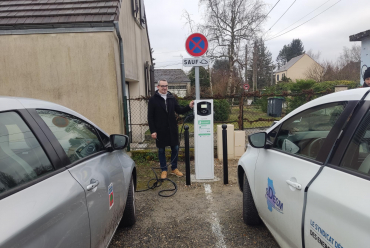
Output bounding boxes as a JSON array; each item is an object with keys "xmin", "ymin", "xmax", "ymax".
[{"xmin": 185, "ymin": 33, "xmax": 208, "ymax": 57}]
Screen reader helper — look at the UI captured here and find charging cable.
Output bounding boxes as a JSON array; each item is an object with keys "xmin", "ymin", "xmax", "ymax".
[{"xmin": 136, "ymin": 113, "xmax": 194, "ymax": 197}]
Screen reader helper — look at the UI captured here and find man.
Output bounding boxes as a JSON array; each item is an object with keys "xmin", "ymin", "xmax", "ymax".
[
  {"xmin": 363, "ymin": 67, "xmax": 370, "ymax": 87},
  {"xmin": 148, "ymin": 79, "xmax": 194, "ymax": 179}
]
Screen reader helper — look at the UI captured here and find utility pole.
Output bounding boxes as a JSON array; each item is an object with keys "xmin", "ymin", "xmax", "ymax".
[
  {"xmin": 209, "ymin": 64, "xmax": 213, "ymax": 96},
  {"xmin": 245, "ymin": 44, "xmax": 248, "ymax": 84},
  {"xmin": 253, "ymin": 41, "xmax": 258, "ymax": 91}
]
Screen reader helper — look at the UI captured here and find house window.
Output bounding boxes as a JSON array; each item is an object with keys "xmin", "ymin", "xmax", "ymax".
[
  {"xmin": 132, "ymin": 0, "xmax": 146, "ymax": 27},
  {"xmin": 283, "ymin": 73, "xmax": 285, "ymax": 78},
  {"xmin": 277, "ymin": 75, "xmax": 280, "ymax": 81}
]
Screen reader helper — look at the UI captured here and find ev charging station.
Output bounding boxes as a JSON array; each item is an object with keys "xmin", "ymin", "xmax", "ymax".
[
  {"xmin": 184, "ymin": 33, "xmax": 214, "ymax": 180},
  {"xmin": 194, "ymin": 100, "xmax": 214, "ymax": 179}
]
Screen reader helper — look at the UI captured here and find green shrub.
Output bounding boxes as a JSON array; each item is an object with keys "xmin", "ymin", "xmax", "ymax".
[
  {"xmin": 214, "ymin": 99, "xmax": 230, "ymax": 121},
  {"xmin": 177, "ymin": 98, "xmax": 193, "ymax": 122},
  {"xmin": 256, "ymin": 97, "xmax": 268, "ymax": 113}
]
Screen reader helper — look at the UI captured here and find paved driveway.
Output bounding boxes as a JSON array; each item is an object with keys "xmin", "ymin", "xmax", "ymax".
[{"xmin": 110, "ymin": 160, "xmax": 278, "ymax": 248}]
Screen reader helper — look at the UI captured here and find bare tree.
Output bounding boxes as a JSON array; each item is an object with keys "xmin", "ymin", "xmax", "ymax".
[
  {"xmin": 305, "ymin": 45, "xmax": 361, "ymax": 82},
  {"xmin": 199, "ymin": 0, "xmax": 267, "ymax": 94},
  {"xmin": 305, "ymin": 62, "xmax": 324, "ymax": 82},
  {"xmin": 306, "ymin": 49, "xmax": 321, "ymax": 62}
]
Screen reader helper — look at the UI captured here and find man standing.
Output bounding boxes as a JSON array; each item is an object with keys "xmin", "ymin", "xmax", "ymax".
[{"xmin": 148, "ymin": 79, "xmax": 194, "ymax": 179}]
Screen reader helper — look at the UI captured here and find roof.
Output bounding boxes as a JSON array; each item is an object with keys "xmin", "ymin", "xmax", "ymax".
[
  {"xmin": 350, "ymin": 30, "xmax": 370, "ymax": 41},
  {"xmin": 275, "ymin": 54, "xmax": 305, "ymax": 73},
  {"xmin": 0, "ymin": 0, "xmax": 120, "ymax": 28},
  {"xmin": 154, "ymin": 69, "xmax": 190, "ymax": 83}
]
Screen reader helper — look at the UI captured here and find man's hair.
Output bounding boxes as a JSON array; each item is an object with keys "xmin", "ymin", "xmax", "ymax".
[{"xmin": 157, "ymin": 79, "xmax": 168, "ymax": 85}]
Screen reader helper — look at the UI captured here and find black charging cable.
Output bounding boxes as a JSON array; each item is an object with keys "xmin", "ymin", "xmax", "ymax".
[{"xmin": 136, "ymin": 113, "xmax": 194, "ymax": 197}]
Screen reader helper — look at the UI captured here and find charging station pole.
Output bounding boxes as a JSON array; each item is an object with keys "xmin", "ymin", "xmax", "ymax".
[{"xmin": 184, "ymin": 33, "xmax": 214, "ymax": 180}]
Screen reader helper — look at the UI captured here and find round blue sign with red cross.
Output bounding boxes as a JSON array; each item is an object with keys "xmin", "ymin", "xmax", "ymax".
[{"xmin": 185, "ymin": 33, "xmax": 208, "ymax": 57}]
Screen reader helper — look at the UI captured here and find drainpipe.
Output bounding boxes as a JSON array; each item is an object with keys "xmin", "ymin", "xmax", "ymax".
[{"xmin": 114, "ymin": 21, "xmax": 130, "ymax": 151}]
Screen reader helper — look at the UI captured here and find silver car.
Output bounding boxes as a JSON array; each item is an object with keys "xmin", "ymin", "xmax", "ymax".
[{"xmin": 0, "ymin": 96, "xmax": 136, "ymax": 248}]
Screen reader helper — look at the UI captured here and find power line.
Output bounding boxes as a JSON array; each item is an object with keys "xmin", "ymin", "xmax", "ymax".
[
  {"xmin": 253, "ymin": 0, "xmax": 281, "ymax": 30},
  {"xmin": 265, "ymin": 0, "xmax": 342, "ymax": 41},
  {"xmin": 156, "ymin": 60, "xmax": 180, "ymax": 64},
  {"xmin": 155, "ymin": 50, "xmax": 185, "ymax": 54},
  {"xmin": 267, "ymin": 0, "xmax": 332, "ymax": 39},
  {"xmin": 263, "ymin": 0, "xmax": 298, "ymax": 36},
  {"xmin": 155, "ymin": 63, "xmax": 183, "ymax": 68}
]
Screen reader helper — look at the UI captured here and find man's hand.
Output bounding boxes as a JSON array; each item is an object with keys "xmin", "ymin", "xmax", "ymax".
[
  {"xmin": 189, "ymin": 100, "xmax": 194, "ymax": 109},
  {"xmin": 151, "ymin": 132, "xmax": 157, "ymax": 139}
]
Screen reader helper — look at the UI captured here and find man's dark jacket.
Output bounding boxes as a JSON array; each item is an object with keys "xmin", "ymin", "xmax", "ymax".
[{"xmin": 148, "ymin": 90, "xmax": 191, "ymax": 148}]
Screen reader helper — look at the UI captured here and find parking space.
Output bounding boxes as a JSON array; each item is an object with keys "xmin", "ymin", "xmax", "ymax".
[{"xmin": 110, "ymin": 160, "xmax": 278, "ymax": 248}]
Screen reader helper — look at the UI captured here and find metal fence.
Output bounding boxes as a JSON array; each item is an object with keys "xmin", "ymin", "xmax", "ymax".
[{"xmin": 126, "ymin": 89, "xmax": 333, "ymax": 151}]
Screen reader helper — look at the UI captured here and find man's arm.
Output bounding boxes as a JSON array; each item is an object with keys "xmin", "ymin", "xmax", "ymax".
[{"xmin": 174, "ymin": 100, "xmax": 194, "ymax": 114}]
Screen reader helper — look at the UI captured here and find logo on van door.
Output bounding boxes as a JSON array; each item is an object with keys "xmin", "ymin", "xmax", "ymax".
[{"xmin": 266, "ymin": 178, "xmax": 284, "ymax": 213}]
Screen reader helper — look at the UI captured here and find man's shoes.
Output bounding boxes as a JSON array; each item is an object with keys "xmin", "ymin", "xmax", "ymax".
[
  {"xmin": 171, "ymin": 169, "xmax": 184, "ymax": 177},
  {"xmin": 161, "ymin": 171, "xmax": 167, "ymax": 179}
]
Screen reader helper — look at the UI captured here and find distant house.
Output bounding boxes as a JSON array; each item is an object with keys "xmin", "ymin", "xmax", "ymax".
[
  {"xmin": 274, "ymin": 54, "xmax": 322, "ymax": 82},
  {"xmin": 154, "ymin": 69, "xmax": 191, "ymax": 97},
  {"xmin": 350, "ymin": 30, "xmax": 370, "ymax": 85}
]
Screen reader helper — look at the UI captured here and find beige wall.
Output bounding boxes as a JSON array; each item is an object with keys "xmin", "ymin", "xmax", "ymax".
[
  {"xmin": 275, "ymin": 71, "xmax": 287, "ymax": 83},
  {"xmin": 119, "ymin": 0, "xmax": 152, "ymax": 97},
  {"xmin": 119, "ymin": 0, "xmax": 153, "ymax": 143},
  {"xmin": 288, "ymin": 54, "xmax": 320, "ymax": 82},
  {"xmin": 0, "ymin": 32, "xmax": 124, "ymax": 136},
  {"xmin": 275, "ymin": 54, "xmax": 322, "ymax": 82}
]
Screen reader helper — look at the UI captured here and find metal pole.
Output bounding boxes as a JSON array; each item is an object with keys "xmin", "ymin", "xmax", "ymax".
[
  {"xmin": 195, "ymin": 66, "xmax": 200, "ymax": 100},
  {"xmin": 185, "ymin": 125, "xmax": 191, "ymax": 185},
  {"xmin": 222, "ymin": 124, "xmax": 228, "ymax": 184}
]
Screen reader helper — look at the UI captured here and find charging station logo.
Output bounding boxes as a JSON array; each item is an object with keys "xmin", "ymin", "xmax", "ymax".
[
  {"xmin": 265, "ymin": 178, "xmax": 283, "ymax": 213},
  {"xmin": 198, "ymin": 120, "xmax": 211, "ymax": 136}
]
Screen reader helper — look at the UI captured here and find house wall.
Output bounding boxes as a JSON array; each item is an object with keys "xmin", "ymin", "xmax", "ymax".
[
  {"xmin": 118, "ymin": 0, "xmax": 152, "ymax": 143},
  {"xmin": 287, "ymin": 54, "xmax": 320, "ymax": 82},
  {"xmin": 0, "ymin": 32, "xmax": 123, "ymax": 136},
  {"xmin": 360, "ymin": 37, "xmax": 370, "ymax": 85},
  {"xmin": 275, "ymin": 71, "xmax": 287, "ymax": 83}
]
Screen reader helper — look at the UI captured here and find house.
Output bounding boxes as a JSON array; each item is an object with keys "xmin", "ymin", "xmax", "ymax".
[
  {"xmin": 154, "ymin": 69, "xmax": 191, "ymax": 97},
  {"xmin": 350, "ymin": 30, "xmax": 370, "ymax": 85},
  {"xmin": 0, "ymin": 0, "xmax": 153, "ymax": 143},
  {"xmin": 274, "ymin": 54, "xmax": 322, "ymax": 82}
]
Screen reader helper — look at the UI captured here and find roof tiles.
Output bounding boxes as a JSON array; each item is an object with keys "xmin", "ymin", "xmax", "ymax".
[{"xmin": 0, "ymin": 0, "xmax": 121, "ymax": 27}]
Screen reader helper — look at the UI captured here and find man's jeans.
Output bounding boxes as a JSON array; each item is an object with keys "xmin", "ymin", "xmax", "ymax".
[{"xmin": 158, "ymin": 145, "xmax": 178, "ymax": 171}]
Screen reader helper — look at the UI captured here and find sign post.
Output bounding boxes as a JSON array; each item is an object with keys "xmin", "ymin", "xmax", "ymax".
[
  {"xmin": 185, "ymin": 33, "xmax": 209, "ymax": 100},
  {"xmin": 243, "ymin": 83, "xmax": 250, "ymax": 91}
]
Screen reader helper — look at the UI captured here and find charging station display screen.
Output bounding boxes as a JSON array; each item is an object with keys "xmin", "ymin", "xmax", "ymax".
[{"xmin": 201, "ymin": 104, "xmax": 207, "ymax": 108}]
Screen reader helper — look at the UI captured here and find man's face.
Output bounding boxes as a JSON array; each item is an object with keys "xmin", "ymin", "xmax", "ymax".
[
  {"xmin": 157, "ymin": 80, "xmax": 168, "ymax": 94},
  {"xmin": 365, "ymin": 77, "xmax": 370, "ymax": 87}
]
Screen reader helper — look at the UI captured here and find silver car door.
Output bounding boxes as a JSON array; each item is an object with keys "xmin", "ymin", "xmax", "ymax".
[
  {"xmin": 0, "ymin": 110, "xmax": 90, "ymax": 248},
  {"xmin": 35, "ymin": 110, "xmax": 125, "ymax": 248}
]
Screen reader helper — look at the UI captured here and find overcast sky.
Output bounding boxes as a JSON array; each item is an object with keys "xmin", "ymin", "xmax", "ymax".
[{"xmin": 145, "ymin": 0, "xmax": 369, "ymax": 71}]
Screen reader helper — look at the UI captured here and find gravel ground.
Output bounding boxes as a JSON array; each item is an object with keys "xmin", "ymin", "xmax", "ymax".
[{"xmin": 109, "ymin": 159, "xmax": 278, "ymax": 248}]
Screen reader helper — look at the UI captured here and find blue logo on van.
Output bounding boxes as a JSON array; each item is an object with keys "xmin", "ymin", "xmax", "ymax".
[{"xmin": 266, "ymin": 178, "xmax": 284, "ymax": 213}]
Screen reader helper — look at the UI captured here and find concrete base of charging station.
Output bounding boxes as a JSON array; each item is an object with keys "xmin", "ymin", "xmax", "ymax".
[{"xmin": 190, "ymin": 174, "xmax": 221, "ymax": 183}]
